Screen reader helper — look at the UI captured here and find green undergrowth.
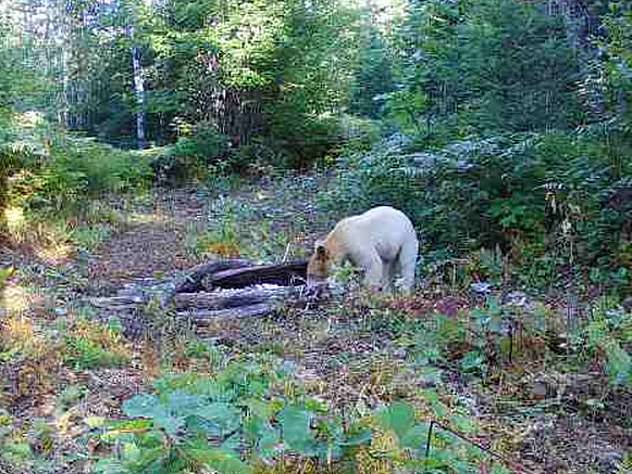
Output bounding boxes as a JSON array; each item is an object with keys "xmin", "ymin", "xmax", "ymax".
[
  {"xmin": 91, "ymin": 352, "xmax": 513, "ymax": 474},
  {"xmin": 87, "ymin": 290, "xmax": 632, "ymax": 473},
  {"xmin": 320, "ymin": 130, "xmax": 631, "ymax": 297},
  {"xmin": 1, "ymin": 112, "xmax": 151, "ymax": 250}
]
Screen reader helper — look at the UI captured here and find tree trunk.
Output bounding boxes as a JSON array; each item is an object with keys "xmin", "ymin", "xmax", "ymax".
[{"xmin": 129, "ymin": 26, "xmax": 147, "ymax": 149}]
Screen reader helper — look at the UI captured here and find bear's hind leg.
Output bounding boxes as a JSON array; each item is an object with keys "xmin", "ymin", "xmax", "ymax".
[
  {"xmin": 398, "ymin": 236, "xmax": 418, "ymax": 293},
  {"xmin": 383, "ymin": 259, "xmax": 398, "ymax": 293}
]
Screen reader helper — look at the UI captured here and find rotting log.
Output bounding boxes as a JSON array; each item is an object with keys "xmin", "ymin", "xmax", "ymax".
[
  {"xmin": 177, "ymin": 303, "xmax": 273, "ymax": 323},
  {"xmin": 87, "ymin": 260, "xmax": 309, "ymax": 331},
  {"xmin": 205, "ymin": 260, "xmax": 307, "ymax": 289},
  {"xmin": 174, "ymin": 259, "xmax": 252, "ymax": 293},
  {"xmin": 174, "ymin": 287, "xmax": 293, "ymax": 310},
  {"xmin": 89, "ymin": 296, "xmax": 145, "ymax": 308}
]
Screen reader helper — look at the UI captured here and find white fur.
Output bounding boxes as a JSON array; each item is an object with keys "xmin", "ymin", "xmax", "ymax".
[{"xmin": 318, "ymin": 206, "xmax": 418, "ymax": 292}]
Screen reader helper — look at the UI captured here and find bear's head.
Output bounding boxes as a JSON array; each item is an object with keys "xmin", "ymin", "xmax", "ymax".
[{"xmin": 306, "ymin": 241, "xmax": 332, "ymax": 286}]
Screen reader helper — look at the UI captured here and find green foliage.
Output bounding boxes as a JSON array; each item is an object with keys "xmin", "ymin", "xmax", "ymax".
[
  {"xmin": 39, "ymin": 139, "xmax": 151, "ymax": 210},
  {"xmin": 70, "ymin": 224, "xmax": 114, "ymax": 252},
  {"xmin": 94, "ymin": 356, "xmax": 371, "ymax": 473},
  {"xmin": 581, "ymin": 301, "xmax": 632, "ymax": 387},
  {"xmin": 0, "ymin": 18, "xmax": 42, "ymax": 112},
  {"xmin": 602, "ymin": 4, "xmax": 632, "ymax": 130},
  {"xmin": 94, "ymin": 350, "xmax": 515, "ymax": 473},
  {"xmin": 53, "ymin": 0, "xmax": 366, "ymax": 168},
  {"xmin": 374, "ymin": 402, "xmax": 427, "ymax": 449},
  {"xmin": 322, "ymin": 131, "xmax": 631, "ymax": 291},
  {"xmin": 151, "ymin": 123, "xmax": 228, "ymax": 183},
  {"xmin": 62, "ymin": 320, "xmax": 130, "ymax": 370},
  {"xmin": 390, "ymin": 0, "xmax": 580, "ymax": 136},
  {"xmin": 2, "ymin": 117, "xmax": 151, "ymax": 214},
  {"xmin": 349, "ymin": 29, "xmax": 394, "ymax": 118}
]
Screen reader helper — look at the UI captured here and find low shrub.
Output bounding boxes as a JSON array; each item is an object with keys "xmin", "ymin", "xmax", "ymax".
[
  {"xmin": 151, "ymin": 123, "xmax": 228, "ymax": 184},
  {"xmin": 267, "ymin": 110, "xmax": 346, "ymax": 169},
  {"xmin": 1, "ymin": 113, "xmax": 151, "ymax": 245},
  {"xmin": 92, "ymin": 354, "xmax": 509, "ymax": 473},
  {"xmin": 3, "ymin": 120, "xmax": 151, "ymax": 214},
  {"xmin": 62, "ymin": 319, "xmax": 130, "ymax": 370}
]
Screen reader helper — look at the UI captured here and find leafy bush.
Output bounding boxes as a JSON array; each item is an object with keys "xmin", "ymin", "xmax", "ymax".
[
  {"xmin": 389, "ymin": 0, "xmax": 580, "ymax": 136},
  {"xmin": 94, "ymin": 356, "xmax": 371, "ymax": 473},
  {"xmin": 40, "ymin": 140, "xmax": 151, "ymax": 209},
  {"xmin": 92, "ymin": 352, "xmax": 517, "ymax": 473},
  {"xmin": 267, "ymin": 111, "xmax": 345, "ymax": 168},
  {"xmin": 321, "ymin": 131, "xmax": 631, "ymax": 292},
  {"xmin": 3, "ymin": 117, "xmax": 151, "ymax": 216},
  {"xmin": 151, "ymin": 123, "xmax": 228, "ymax": 184},
  {"xmin": 579, "ymin": 300, "xmax": 632, "ymax": 387}
]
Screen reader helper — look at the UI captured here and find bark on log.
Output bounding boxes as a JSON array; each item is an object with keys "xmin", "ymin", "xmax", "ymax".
[
  {"xmin": 177, "ymin": 303, "xmax": 273, "ymax": 323},
  {"xmin": 174, "ymin": 287, "xmax": 292, "ymax": 310},
  {"xmin": 205, "ymin": 260, "xmax": 307, "ymax": 289},
  {"xmin": 89, "ymin": 296, "xmax": 145, "ymax": 308},
  {"xmin": 175, "ymin": 259, "xmax": 252, "ymax": 293}
]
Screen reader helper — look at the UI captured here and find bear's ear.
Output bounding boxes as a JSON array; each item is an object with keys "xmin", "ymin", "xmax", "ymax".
[{"xmin": 314, "ymin": 241, "xmax": 328, "ymax": 259}]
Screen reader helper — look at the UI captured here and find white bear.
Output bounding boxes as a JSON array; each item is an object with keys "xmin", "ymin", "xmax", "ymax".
[{"xmin": 307, "ymin": 206, "xmax": 418, "ymax": 293}]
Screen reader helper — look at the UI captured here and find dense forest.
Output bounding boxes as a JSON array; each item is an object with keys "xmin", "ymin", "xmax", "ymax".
[{"xmin": 0, "ymin": 0, "xmax": 631, "ymax": 473}]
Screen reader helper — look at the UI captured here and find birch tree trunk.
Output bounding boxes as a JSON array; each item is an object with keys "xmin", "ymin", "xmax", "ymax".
[{"xmin": 129, "ymin": 25, "xmax": 147, "ymax": 149}]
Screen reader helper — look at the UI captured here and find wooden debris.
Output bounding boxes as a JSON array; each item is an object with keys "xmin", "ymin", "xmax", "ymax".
[
  {"xmin": 89, "ymin": 296, "xmax": 144, "ymax": 309},
  {"xmin": 88, "ymin": 259, "xmax": 308, "ymax": 334},
  {"xmin": 177, "ymin": 303, "xmax": 274, "ymax": 322},
  {"xmin": 174, "ymin": 286, "xmax": 293, "ymax": 310},
  {"xmin": 174, "ymin": 259, "xmax": 252, "ymax": 293},
  {"xmin": 205, "ymin": 260, "xmax": 307, "ymax": 289}
]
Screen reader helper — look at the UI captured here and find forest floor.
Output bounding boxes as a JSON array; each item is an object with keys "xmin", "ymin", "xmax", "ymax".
[{"xmin": 0, "ymin": 175, "xmax": 630, "ymax": 473}]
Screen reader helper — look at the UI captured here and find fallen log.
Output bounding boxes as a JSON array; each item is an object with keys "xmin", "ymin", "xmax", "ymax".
[
  {"xmin": 88, "ymin": 260, "xmax": 309, "ymax": 333},
  {"xmin": 205, "ymin": 260, "xmax": 307, "ymax": 289},
  {"xmin": 89, "ymin": 295, "xmax": 145, "ymax": 308},
  {"xmin": 174, "ymin": 286, "xmax": 292, "ymax": 310},
  {"xmin": 177, "ymin": 303, "xmax": 273, "ymax": 322},
  {"xmin": 174, "ymin": 259, "xmax": 252, "ymax": 293}
]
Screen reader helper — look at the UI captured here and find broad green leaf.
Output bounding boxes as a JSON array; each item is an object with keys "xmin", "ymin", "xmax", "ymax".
[
  {"xmin": 340, "ymin": 428, "xmax": 372, "ymax": 447},
  {"xmin": 460, "ymin": 351, "xmax": 485, "ymax": 373},
  {"xmin": 93, "ymin": 459, "xmax": 128, "ymax": 474},
  {"xmin": 190, "ymin": 402, "xmax": 242, "ymax": 435},
  {"xmin": 221, "ymin": 431, "xmax": 242, "ymax": 452},
  {"xmin": 165, "ymin": 391, "xmax": 204, "ymax": 415},
  {"xmin": 278, "ymin": 405, "xmax": 318, "ymax": 456},
  {"xmin": 151, "ymin": 411, "xmax": 185, "ymax": 436},
  {"xmin": 121, "ymin": 441, "xmax": 141, "ymax": 460},
  {"xmin": 182, "ymin": 442, "xmax": 252, "ymax": 474},
  {"xmin": 257, "ymin": 425, "xmax": 281, "ymax": 459},
  {"xmin": 605, "ymin": 341, "xmax": 632, "ymax": 386},
  {"xmin": 400, "ymin": 423, "xmax": 430, "ymax": 450},
  {"xmin": 375, "ymin": 402, "xmax": 415, "ymax": 442},
  {"xmin": 122, "ymin": 393, "xmax": 185, "ymax": 435},
  {"xmin": 122, "ymin": 394, "xmax": 161, "ymax": 419}
]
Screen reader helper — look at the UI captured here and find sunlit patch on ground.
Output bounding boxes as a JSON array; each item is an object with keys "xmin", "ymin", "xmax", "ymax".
[
  {"xmin": 127, "ymin": 211, "xmax": 170, "ymax": 225},
  {"xmin": 0, "ymin": 314, "xmax": 38, "ymax": 352},
  {"xmin": 4, "ymin": 206, "xmax": 26, "ymax": 237},
  {"xmin": 1, "ymin": 283, "xmax": 30, "ymax": 314},
  {"xmin": 34, "ymin": 240, "xmax": 74, "ymax": 265},
  {"xmin": 15, "ymin": 110, "xmax": 45, "ymax": 129}
]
